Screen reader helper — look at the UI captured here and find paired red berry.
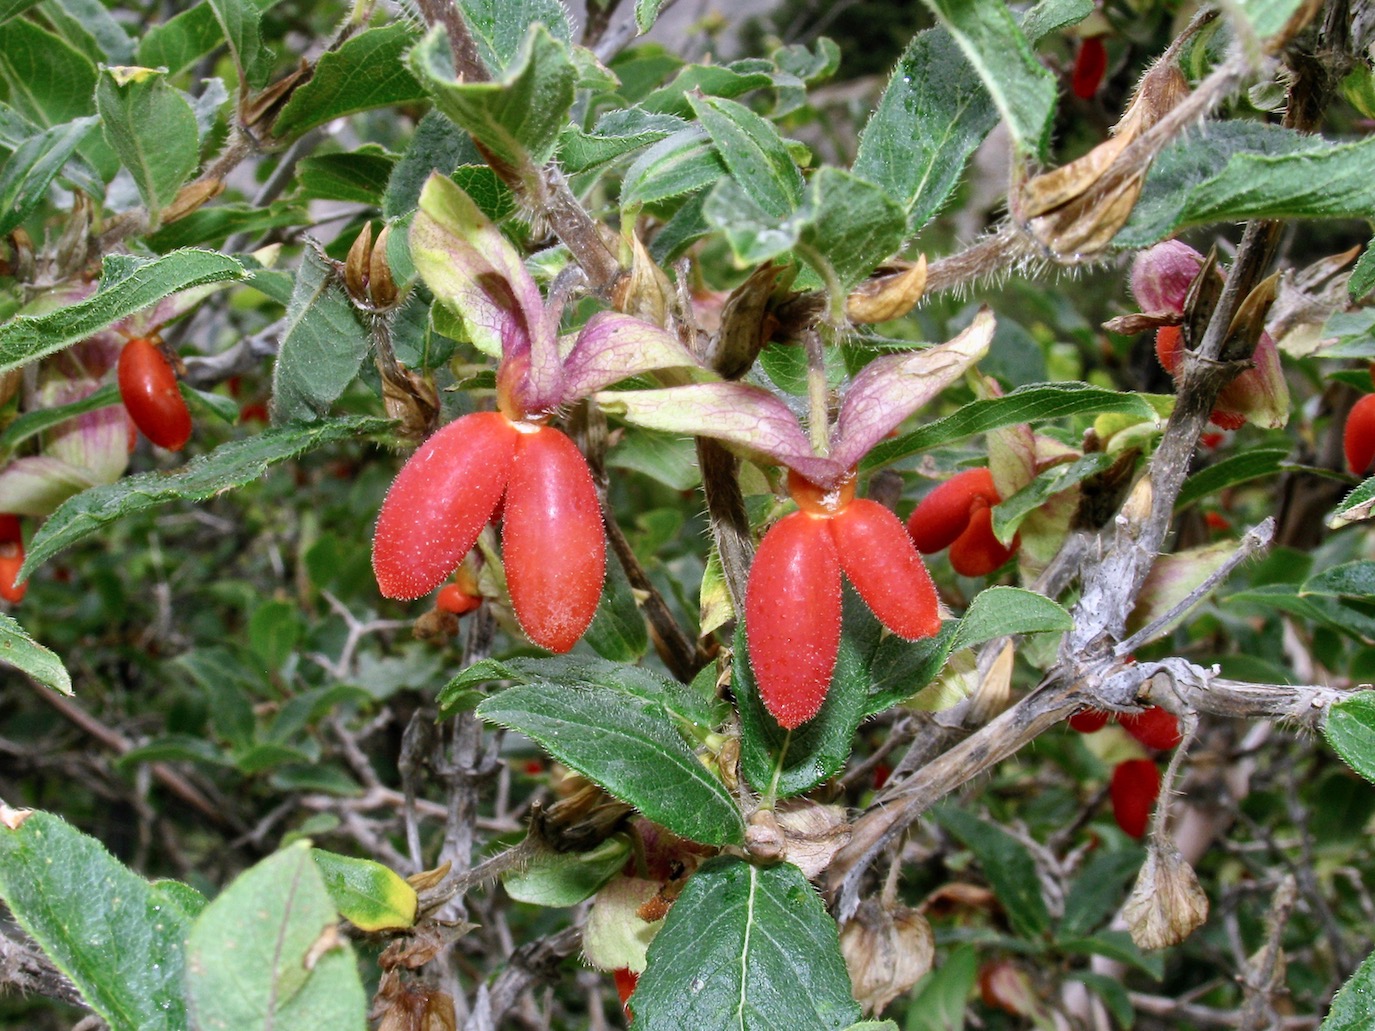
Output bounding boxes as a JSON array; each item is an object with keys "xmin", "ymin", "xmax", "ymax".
[
  {"xmin": 1067, "ymin": 708, "xmax": 1111, "ymax": 733},
  {"xmin": 436, "ymin": 568, "xmax": 482, "ymax": 616},
  {"xmin": 372, "ymin": 410, "xmax": 605, "ymax": 654},
  {"xmin": 0, "ymin": 514, "xmax": 26, "ymax": 605},
  {"xmin": 906, "ymin": 467, "xmax": 1017, "ymax": 577},
  {"xmin": 1071, "ymin": 36, "xmax": 1108, "ymax": 99},
  {"xmin": 745, "ymin": 471, "xmax": 941, "ymax": 729},
  {"xmin": 1119, "ymin": 705, "xmax": 1183, "ymax": 750},
  {"xmin": 117, "ymin": 336, "xmax": 192, "ymax": 451},
  {"xmin": 1344, "ymin": 392, "xmax": 1375, "ymax": 476},
  {"xmin": 1110, "ymin": 758, "xmax": 1161, "ymax": 838},
  {"xmin": 612, "ymin": 968, "xmax": 638, "ymax": 1019}
]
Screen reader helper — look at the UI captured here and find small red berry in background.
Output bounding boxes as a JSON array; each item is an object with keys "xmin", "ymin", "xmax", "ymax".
[
  {"xmin": 612, "ymin": 968, "xmax": 637, "ymax": 1018},
  {"xmin": 1071, "ymin": 36, "xmax": 1108, "ymax": 99},
  {"xmin": 745, "ymin": 470, "xmax": 941, "ymax": 729},
  {"xmin": 1120, "ymin": 706, "xmax": 1183, "ymax": 750},
  {"xmin": 1343, "ymin": 393, "xmax": 1375, "ymax": 476},
  {"xmin": 435, "ymin": 564, "xmax": 483, "ymax": 616},
  {"xmin": 1111, "ymin": 758, "xmax": 1161, "ymax": 838},
  {"xmin": 1068, "ymin": 708, "xmax": 1111, "ymax": 733},
  {"xmin": 0, "ymin": 514, "xmax": 26, "ymax": 605},
  {"xmin": 118, "ymin": 336, "xmax": 193, "ymax": 451},
  {"xmin": 906, "ymin": 467, "xmax": 1017, "ymax": 576}
]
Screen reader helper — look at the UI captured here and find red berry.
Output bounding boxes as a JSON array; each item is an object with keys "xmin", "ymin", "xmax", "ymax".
[
  {"xmin": 372, "ymin": 411, "xmax": 519, "ymax": 600},
  {"xmin": 436, "ymin": 582, "xmax": 481, "ymax": 615},
  {"xmin": 830, "ymin": 498, "xmax": 941, "ymax": 640},
  {"xmin": 1071, "ymin": 36, "xmax": 1108, "ymax": 99},
  {"xmin": 502, "ymin": 426, "xmax": 606, "ymax": 653},
  {"xmin": 117, "ymin": 337, "xmax": 192, "ymax": 451},
  {"xmin": 1068, "ymin": 709, "xmax": 1111, "ymax": 733},
  {"xmin": 612, "ymin": 967, "xmax": 638, "ymax": 1017},
  {"xmin": 0, "ymin": 549, "xmax": 25, "ymax": 604},
  {"xmin": 745, "ymin": 511, "xmax": 842, "ymax": 730},
  {"xmin": 1154, "ymin": 325, "xmax": 1183, "ymax": 376},
  {"xmin": 1119, "ymin": 706, "xmax": 1182, "ymax": 750},
  {"xmin": 1110, "ymin": 758, "xmax": 1160, "ymax": 838},
  {"xmin": 907, "ymin": 468, "xmax": 999, "ymax": 554},
  {"xmin": 948, "ymin": 497, "xmax": 1016, "ymax": 576},
  {"xmin": 0, "ymin": 515, "xmax": 20, "ymax": 544},
  {"xmin": 1344, "ymin": 393, "xmax": 1375, "ymax": 476}
]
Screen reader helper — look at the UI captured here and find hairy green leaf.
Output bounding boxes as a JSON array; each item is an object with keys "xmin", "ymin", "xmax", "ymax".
[{"xmin": 0, "ymin": 612, "xmax": 72, "ymax": 694}]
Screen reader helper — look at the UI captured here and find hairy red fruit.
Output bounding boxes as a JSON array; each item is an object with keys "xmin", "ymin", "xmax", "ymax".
[
  {"xmin": 948, "ymin": 498, "xmax": 1016, "ymax": 576},
  {"xmin": 612, "ymin": 967, "xmax": 638, "ymax": 1017},
  {"xmin": 372, "ymin": 411, "xmax": 519, "ymax": 600},
  {"xmin": 1111, "ymin": 758, "xmax": 1161, "ymax": 838},
  {"xmin": 745, "ymin": 511, "xmax": 842, "ymax": 730},
  {"xmin": 1344, "ymin": 393, "xmax": 1375, "ymax": 476},
  {"xmin": 118, "ymin": 337, "xmax": 192, "ymax": 450},
  {"xmin": 0, "ymin": 549, "xmax": 25, "ymax": 604},
  {"xmin": 502, "ymin": 426, "xmax": 606, "ymax": 653},
  {"xmin": 1120, "ymin": 706, "xmax": 1182, "ymax": 750},
  {"xmin": 831, "ymin": 498, "xmax": 941, "ymax": 640},
  {"xmin": 0, "ymin": 515, "xmax": 19, "ymax": 544},
  {"xmin": 1154, "ymin": 325, "xmax": 1183, "ymax": 376},
  {"xmin": 1068, "ymin": 709, "xmax": 1111, "ymax": 733},
  {"xmin": 1071, "ymin": 36, "xmax": 1108, "ymax": 99},
  {"xmin": 906, "ymin": 468, "xmax": 1000, "ymax": 553}
]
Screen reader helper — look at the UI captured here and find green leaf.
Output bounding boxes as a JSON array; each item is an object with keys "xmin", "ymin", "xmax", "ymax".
[
  {"xmin": 1020, "ymin": 0, "xmax": 1094, "ymax": 42},
  {"xmin": 1232, "ymin": 0, "xmax": 1307, "ymax": 41},
  {"xmin": 295, "ymin": 149, "xmax": 396, "ymax": 203},
  {"xmin": 502, "ymin": 835, "xmax": 631, "ymax": 906},
  {"xmin": 0, "ymin": 18, "xmax": 98, "ymax": 128},
  {"xmin": 458, "ymin": 0, "xmax": 572, "ymax": 72},
  {"xmin": 906, "ymin": 944, "xmax": 978, "ymax": 1031},
  {"xmin": 0, "ymin": 249, "xmax": 247, "ymax": 375},
  {"xmin": 1321, "ymin": 946, "xmax": 1375, "ymax": 1030},
  {"xmin": 96, "ymin": 66, "xmax": 200, "ymax": 216},
  {"xmin": 49, "ymin": 0, "xmax": 134, "ymax": 63},
  {"xmin": 1059, "ymin": 847, "xmax": 1146, "ymax": 937},
  {"xmin": 186, "ymin": 842, "xmax": 367, "ymax": 1031},
  {"xmin": 0, "ymin": 810, "xmax": 191, "ymax": 1031},
  {"xmin": 477, "ymin": 681, "xmax": 745, "ymax": 846},
  {"xmin": 559, "ymin": 109, "xmax": 686, "ymax": 174},
  {"xmin": 138, "ymin": 0, "xmax": 280, "ymax": 79},
  {"xmin": 1176, "ymin": 135, "xmax": 1375, "ymax": 227},
  {"xmin": 1118, "ymin": 123, "xmax": 1339, "ymax": 248},
  {"xmin": 1330, "ymin": 476, "xmax": 1375, "ymax": 529},
  {"xmin": 635, "ymin": 0, "xmax": 663, "ymax": 33},
  {"xmin": 584, "ymin": 551, "xmax": 650, "ymax": 662},
  {"xmin": 935, "ymin": 806, "xmax": 1049, "ymax": 939},
  {"xmin": 1068, "ymin": 972, "xmax": 1135, "ymax": 1028},
  {"xmin": 735, "ymin": 616, "xmax": 871, "ymax": 799},
  {"xmin": 442, "ymin": 654, "xmax": 723, "ymax": 729},
  {"xmin": 864, "ymin": 384, "xmax": 1155, "ymax": 469},
  {"xmin": 1324, "ymin": 691, "xmax": 1375, "ymax": 785},
  {"xmin": 270, "ymin": 248, "xmax": 371, "ymax": 423},
  {"xmin": 1350, "ymin": 243, "xmax": 1375, "ymax": 302},
  {"xmin": 0, "ymin": 115, "xmax": 97, "ymax": 236},
  {"xmin": 640, "ymin": 63, "xmax": 776, "ymax": 119},
  {"xmin": 689, "ymin": 93, "xmax": 802, "ymax": 219},
  {"xmin": 634, "ymin": 856, "xmax": 861, "ymax": 1030},
  {"xmin": 1228, "ymin": 585, "xmax": 1375, "ymax": 643},
  {"xmin": 795, "ymin": 168, "xmax": 908, "ymax": 293},
  {"xmin": 271, "ymin": 23, "xmax": 426, "ymax": 140},
  {"xmin": 383, "ymin": 109, "xmax": 482, "ymax": 219},
  {"xmin": 208, "ymin": 0, "xmax": 273, "ymax": 89},
  {"xmin": 1176, "ymin": 447, "xmax": 1290, "ymax": 511},
  {"xmin": 918, "ymin": 0, "xmax": 1055, "ymax": 159},
  {"xmin": 1059, "ymin": 930, "xmax": 1165, "ymax": 978},
  {"xmin": 311, "ymin": 849, "xmax": 418, "ymax": 931},
  {"xmin": 0, "ymin": 0, "xmax": 42, "ymax": 23},
  {"xmin": 0, "ymin": 612, "xmax": 72, "ymax": 694},
  {"xmin": 952, "ymin": 586, "xmax": 1074, "ymax": 651},
  {"xmin": 620, "ymin": 126, "xmax": 726, "ymax": 210},
  {"xmin": 19, "ymin": 416, "xmax": 390, "ymax": 576},
  {"xmin": 410, "ymin": 22, "xmax": 576, "ymax": 181},
  {"xmin": 854, "ymin": 28, "xmax": 996, "ymax": 230},
  {"xmin": 1303, "ymin": 561, "xmax": 1375, "ymax": 600},
  {"xmin": 865, "ymin": 621, "xmax": 960, "ymax": 715},
  {"xmin": 993, "ymin": 453, "xmax": 1112, "ymax": 540}
]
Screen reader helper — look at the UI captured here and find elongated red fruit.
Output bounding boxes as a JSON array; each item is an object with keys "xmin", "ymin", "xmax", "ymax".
[
  {"xmin": 502, "ymin": 426, "xmax": 605, "ymax": 653},
  {"xmin": 119, "ymin": 337, "xmax": 193, "ymax": 450},
  {"xmin": 1068, "ymin": 709, "xmax": 1111, "ymax": 733},
  {"xmin": 830, "ymin": 498, "xmax": 941, "ymax": 640},
  {"xmin": 1111, "ymin": 758, "xmax": 1160, "ymax": 839},
  {"xmin": 907, "ymin": 468, "xmax": 999, "ymax": 554},
  {"xmin": 948, "ymin": 498, "xmax": 1016, "ymax": 576},
  {"xmin": 0, "ymin": 515, "xmax": 23, "ymax": 604},
  {"xmin": 745, "ymin": 511, "xmax": 842, "ymax": 729},
  {"xmin": 1071, "ymin": 36, "xmax": 1108, "ymax": 99},
  {"xmin": 1345, "ymin": 393, "xmax": 1375, "ymax": 476},
  {"xmin": 1120, "ymin": 706, "xmax": 1182, "ymax": 750},
  {"xmin": 373, "ymin": 411, "xmax": 519, "ymax": 600}
]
